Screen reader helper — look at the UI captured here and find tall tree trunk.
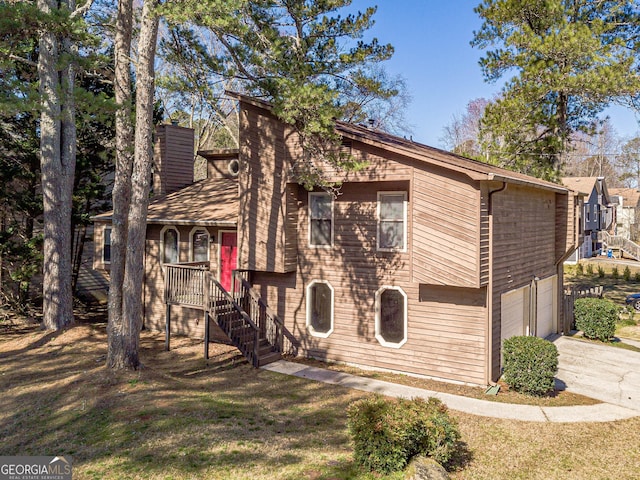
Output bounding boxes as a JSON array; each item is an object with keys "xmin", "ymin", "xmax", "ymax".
[
  {"xmin": 108, "ymin": 0, "xmax": 159, "ymax": 369},
  {"xmin": 107, "ymin": 0, "xmax": 135, "ymax": 368},
  {"xmin": 38, "ymin": 0, "xmax": 75, "ymax": 330}
]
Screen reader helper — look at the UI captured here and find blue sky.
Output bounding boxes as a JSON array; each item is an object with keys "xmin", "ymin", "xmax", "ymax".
[{"xmin": 347, "ymin": 0, "xmax": 640, "ymax": 147}]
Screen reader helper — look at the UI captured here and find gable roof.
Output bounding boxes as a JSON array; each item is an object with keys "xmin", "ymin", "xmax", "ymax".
[
  {"xmin": 228, "ymin": 91, "xmax": 569, "ymax": 194},
  {"xmin": 561, "ymin": 177, "xmax": 601, "ymax": 196},
  {"xmin": 94, "ymin": 178, "xmax": 238, "ymax": 226},
  {"xmin": 609, "ymin": 187, "xmax": 640, "ymax": 208}
]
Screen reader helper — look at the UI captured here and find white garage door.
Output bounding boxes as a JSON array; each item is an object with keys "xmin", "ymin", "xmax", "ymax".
[
  {"xmin": 501, "ymin": 286, "xmax": 528, "ymax": 345},
  {"xmin": 536, "ymin": 275, "xmax": 556, "ymax": 338}
]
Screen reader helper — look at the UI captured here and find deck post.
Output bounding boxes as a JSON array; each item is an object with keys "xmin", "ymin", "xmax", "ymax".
[
  {"xmin": 203, "ymin": 271, "xmax": 210, "ymax": 359},
  {"xmin": 204, "ymin": 311, "xmax": 210, "ymax": 360},
  {"xmin": 165, "ymin": 304, "xmax": 171, "ymax": 351}
]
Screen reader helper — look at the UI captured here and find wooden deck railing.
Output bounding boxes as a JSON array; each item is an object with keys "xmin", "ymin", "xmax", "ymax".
[
  {"xmin": 164, "ymin": 263, "xmax": 208, "ymax": 307},
  {"xmin": 233, "ymin": 270, "xmax": 297, "ymax": 356},
  {"xmin": 206, "ymin": 275, "xmax": 261, "ymax": 366},
  {"xmin": 599, "ymin": 231, "xmax": 640, "ymax": 261},
  {"xmin": 164, "ymin": 264, "xmax": 290, "ymax": 366}
]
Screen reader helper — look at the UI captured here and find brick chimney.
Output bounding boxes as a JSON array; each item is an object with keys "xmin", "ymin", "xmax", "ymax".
[{"xmin": 153, "ymin": 124, "xmax": 195, "ymax": 196}]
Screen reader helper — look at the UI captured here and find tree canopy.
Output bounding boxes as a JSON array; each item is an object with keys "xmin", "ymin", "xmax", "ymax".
[{"xmin": 472, "ymin": 0, "xmax": 640, "ymax": 180}]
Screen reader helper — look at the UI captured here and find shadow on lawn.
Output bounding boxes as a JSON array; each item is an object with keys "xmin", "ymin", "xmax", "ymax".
[{"xmin": 0, "ymin": 323, "xmax": 363, "ymax": 479}]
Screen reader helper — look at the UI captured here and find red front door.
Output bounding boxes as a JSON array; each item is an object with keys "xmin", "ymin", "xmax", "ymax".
[{"xmin": 219, "ymin": 231, "xmax": 238, "ymax": 291}]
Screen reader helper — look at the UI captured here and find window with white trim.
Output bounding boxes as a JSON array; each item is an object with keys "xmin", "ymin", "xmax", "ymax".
[
  {"xmin": 190, "ymin": 227, "xmax": 210, "ymax": 262},
  {"xmin": 375, "ymin": 286, "xmax": 407, "ymax": 347},
  {"xmin": 161, "ymin": 226, "xmax": 179, "ymax": 264},
  {"xmin": 309, "ymin": 192, "xmax": 333, "ymax": 247},
  {"xmin": 102, "ymin": 227, "xmax": 111, "ymax": 263},
  {"xmin": 306, "ymin": 280, "xmax": 334, "ymax": 337},
  {"xmin": 377, "ymin": 192, "xmax": 407, "ymax": 251}
]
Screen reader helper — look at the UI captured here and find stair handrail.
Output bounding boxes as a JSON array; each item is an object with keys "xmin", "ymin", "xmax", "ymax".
[
  {"xmin": 233, "ymin": 270, "xmax": 298, "ymax": 355},
  {"xmin": 164, "ymin": 264, "xmax": 261, "ymax": 366},
  {"xmin": 208, "ymin": 275, "xmax": 261, "ymax": 366},
  {"xmin": 599, "ymin": 231, "xmax": 640, "ymax": 260}
]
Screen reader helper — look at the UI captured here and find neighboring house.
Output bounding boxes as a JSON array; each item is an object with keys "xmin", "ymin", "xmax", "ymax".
[
  {"xmin": 609, "ymin": 188, "xmax": 640, "ymax": 241},
  {"xmin": 561, "ymin": 177, "xmax": 615, "ymax": 259},
  {"xmin": 94, "ymin": 95, "xmax": 580, "ymax": 386}
]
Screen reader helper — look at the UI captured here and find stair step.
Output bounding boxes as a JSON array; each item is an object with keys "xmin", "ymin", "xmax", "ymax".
[
  {"xmin": 258, "ymin": 343, "xmax": 275, "ymax": 356},
  {"xmin": 257, "ymin": 351, "xmax": 281, "ymax": 367}
]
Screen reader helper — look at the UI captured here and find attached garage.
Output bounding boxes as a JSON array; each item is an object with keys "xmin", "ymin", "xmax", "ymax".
[
  {"xmin": 500, "ymin": 285, "xmax": 529, "ymax": 346},
  {"xmin": 500, "ymin": 275, "xmax": 558, "ymax": 361},
  {"xmin": 535, "ymin": 275, "xmax": 557, "ymax": 339}
]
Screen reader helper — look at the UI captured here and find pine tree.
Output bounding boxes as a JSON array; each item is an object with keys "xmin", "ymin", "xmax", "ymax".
[
  {"xmin": 106, "ymin": 0, "xmax": 397, "ymax": 368},
  {"xmin": 472, "ymin": 0, "xmax": 640, "ymax": 180}
]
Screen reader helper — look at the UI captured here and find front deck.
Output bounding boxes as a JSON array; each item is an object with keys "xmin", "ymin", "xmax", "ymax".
[{"xmin": 164, "ymin": 264, "xmax": 297, "ymax": 367}]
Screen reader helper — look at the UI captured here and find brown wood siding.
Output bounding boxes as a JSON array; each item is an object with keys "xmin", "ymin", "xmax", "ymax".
[
  {"xmin": 284, "ymin": 184, "xmax": 298, "ymax": 271},
  {"xmin": 207, "ymin": 159, "xmax": 238, "ymax": 180},
  {"xmin": 490, "ymin": 184, "xmax": 558, "ymax": 379},
  {"xmin": 143, "ymin": 224, "xmax": 221, "ymax": 338},
  {"xmin": 555, "ymin": 192, "xmax": 578, "ymax": 263},
  {"xmin": 479, "ymin": 184, "xmax": 491, "ymax": 286},
  {"xmin": 249, "ymin": 183, "xmax": 488, "ymax": 385},
  {"xmin": 237, "ymin": 104, "xmax": 294, "ymax": 273},
  {"xmin": 153, "ymin": 124, "xmax": 194, "ymax": 196},
  {"xmin": 411, "ymin": 166, "xmax": 480, "ymax": 287},
  {"xmin": 302, "ymin": 140, "xmax": 414, "ymax": 184},
  {"xmin": 93, "ymin": 221, "xmax": 105, "ymax": 270}
]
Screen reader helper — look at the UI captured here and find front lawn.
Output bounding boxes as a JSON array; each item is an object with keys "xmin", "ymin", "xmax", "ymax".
[{"xmin": 1, "ymin": 319, "xmax": 640, "ymax": 479}]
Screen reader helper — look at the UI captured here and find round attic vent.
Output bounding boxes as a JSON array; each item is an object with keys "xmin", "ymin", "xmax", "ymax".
[{"xmin": 228, "ymin": 159, "xmax": 240, "ymax": 177}]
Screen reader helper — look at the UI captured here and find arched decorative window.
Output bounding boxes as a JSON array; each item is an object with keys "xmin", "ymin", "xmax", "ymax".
[
  {"xmin": 306, "ymin": 280, "xmax": 334, "ymax": 337},
  {"xmin": 375, "ymin": 286, "xmax": 407, "ymax": 348},
  {"xmin": 160, "ymin": 226, "xmax": 179, "ymax": 264},
  {"xmin": 189, "ymin": 227, "xmax": 210, "ymax": 262}
]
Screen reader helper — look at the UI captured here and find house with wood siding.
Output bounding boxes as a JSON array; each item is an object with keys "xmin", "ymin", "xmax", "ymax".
[
  {"xmin": 561, "ymin": 176, "xmax": 615, "ymax": 260},
  {"xmin": 94, "ymin": 95, "xmax": 580, "ymax": 386}
]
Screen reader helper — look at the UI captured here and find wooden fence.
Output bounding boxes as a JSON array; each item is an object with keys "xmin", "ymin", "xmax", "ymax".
[{"xmin": 562, "ymin": 285, "xmax": 604, "ymax": 333}]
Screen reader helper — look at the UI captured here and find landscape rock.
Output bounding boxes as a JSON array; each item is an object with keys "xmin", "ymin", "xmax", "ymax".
[{"xmin": 404, "ymin": 456, "xmax": 449, "ymax": 480}]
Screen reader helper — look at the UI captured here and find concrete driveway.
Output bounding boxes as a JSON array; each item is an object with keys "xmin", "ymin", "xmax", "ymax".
[{"xmin": 552, "ymin": 335, "xmax": 640, "ymax": 411}]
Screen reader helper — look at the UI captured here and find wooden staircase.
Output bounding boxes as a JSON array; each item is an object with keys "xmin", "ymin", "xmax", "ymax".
[
  {"xmin": 164, "ymin": 264, "xmax": 291, "ymax": 367},
  {"xmin": 599, "ymin": 231, "xmax": 640, "ymax": 261}
]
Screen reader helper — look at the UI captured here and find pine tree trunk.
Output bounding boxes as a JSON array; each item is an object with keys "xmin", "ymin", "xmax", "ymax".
[
  {"xmin": 38, "ymin": 0, "xmax": 75, "ymax": 330},
  {"xmin": 107, "ymin": 0, "xmax": 134, "ymax": 368},
  {"xmin": 108, "ymin": 0, "xmax": 159, "ymax": 369}
]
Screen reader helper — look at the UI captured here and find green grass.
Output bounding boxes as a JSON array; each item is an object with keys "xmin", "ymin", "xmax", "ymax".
[
  {"xmin": 1, "ymin": 322, "xmax": 640, "ymax": 479},
  {"xmin": 565, "ymin": 261, "xmax": 640, "ymax": 343}
]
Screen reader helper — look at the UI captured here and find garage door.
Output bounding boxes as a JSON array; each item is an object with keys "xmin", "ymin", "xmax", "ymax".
[
  {"xmin": 501, "ymin": 285, "xmax": 529, "ymax": 345},
  {"xmin": 536, "ymin": 275, "xmax": 556, "ymax": 338}
]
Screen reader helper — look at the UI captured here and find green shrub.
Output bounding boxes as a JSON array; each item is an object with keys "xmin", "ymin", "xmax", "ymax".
[
  {"xmin": 611, "ymin": 266, "xmax": 619, "ymax": 279},
  {"xmin": 574, "ymin": 297, "xmax": 618, "ymax": 341},
  {"xmin": 346, "ymin": 396, "xmax": 460, "ymax": 474},
  {"xmin": 597, "ymin": 265, "xmax": 605, "ymax": 278},
  {"xmin": 576, "ymin": 263, "xmax": 584, "ymax": 276},
  {"xmin": 624, "ymin": 266, "xmax": 632, "ymax": 281},
  {"xmin": 586, "ymin": 263, "xmax": 594, "ymax": 276},
  {"xmin": 502, "ymin": 336, "xmax": 558, "ymax": 397},
  {"xmin": 635, "ymin": 272, "xmax": 640, "ymax": 282}
]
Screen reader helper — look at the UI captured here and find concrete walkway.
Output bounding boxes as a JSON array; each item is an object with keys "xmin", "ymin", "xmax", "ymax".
[{"xmin": 262, "ymin": 336, "xmax": 640, "ymax": 423}]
